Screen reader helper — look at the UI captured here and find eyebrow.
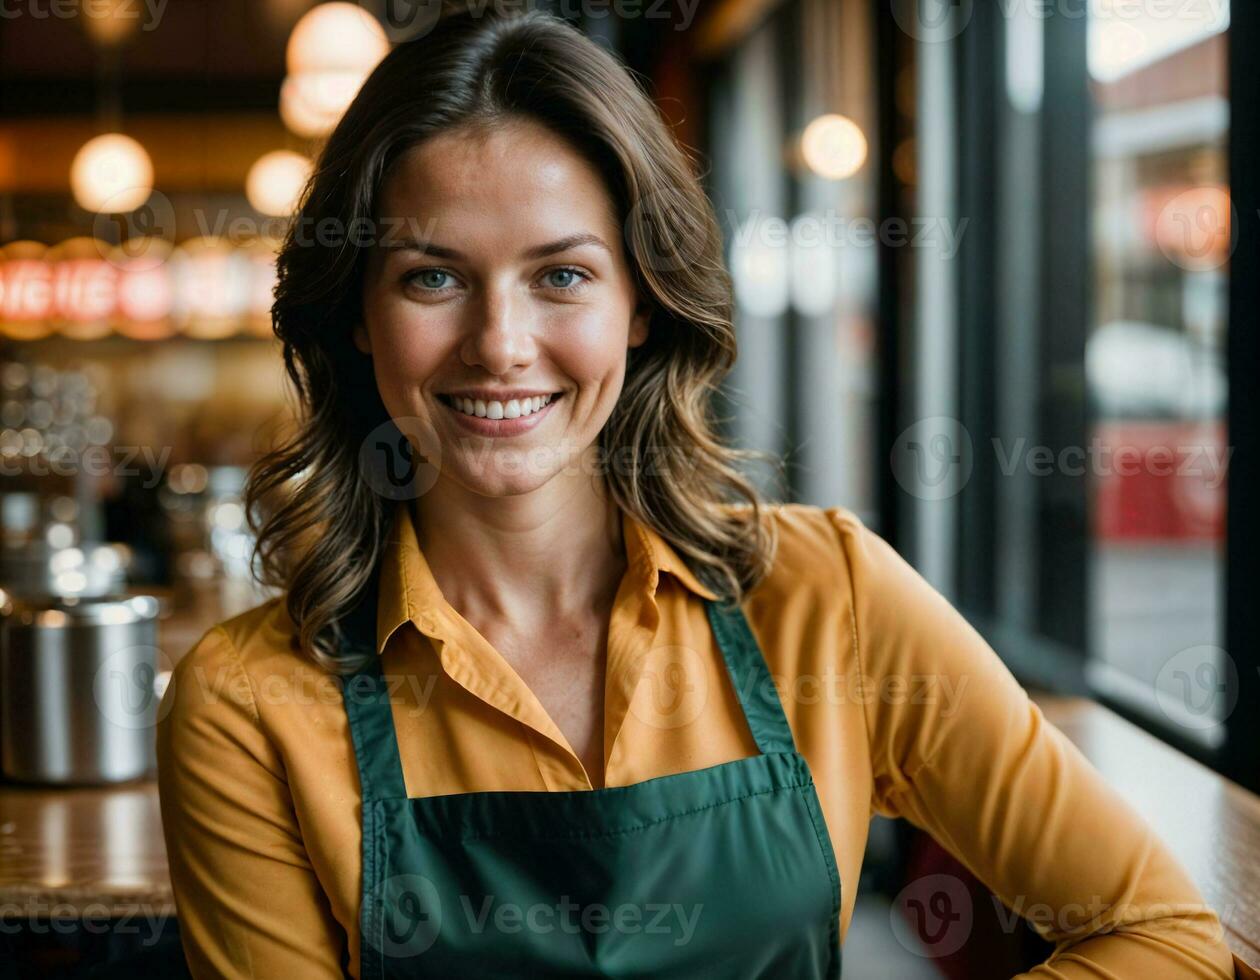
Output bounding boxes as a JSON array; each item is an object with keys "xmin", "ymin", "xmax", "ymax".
[{"xmin": 383, "ymin": 232, "xmax": 613, "ymax": 261}]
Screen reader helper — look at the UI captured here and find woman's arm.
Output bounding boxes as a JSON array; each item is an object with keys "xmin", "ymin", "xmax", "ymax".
[
  {"xmin": 155, "ymin": 626, "xmax": 349, "ymax": 979},
  {"xmin": 827, "ymin": 508, "xmax": 1235, "ymax": 978}
]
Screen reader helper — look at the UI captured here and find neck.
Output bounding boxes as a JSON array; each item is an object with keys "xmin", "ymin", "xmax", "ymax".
[{"xmin": 412, "ymin": 475, "xmax": 627, "ymax": 630}]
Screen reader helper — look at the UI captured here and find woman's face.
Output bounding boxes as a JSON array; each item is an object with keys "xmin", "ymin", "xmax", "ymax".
[{"xmin": 356, "ymin": 117, "xmax": 650, "ymax": 499}]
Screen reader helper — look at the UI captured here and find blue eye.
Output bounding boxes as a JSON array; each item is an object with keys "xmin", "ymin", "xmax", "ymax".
[
  {"xmin": 543, "ymin": 267, "xmax": 590, "ymax": 291},
  {"xmin": 402, "ymin": 266, "xmax": 590, "ymax": 295},
  {"xmin": 406, "ymin": 268, "xmax": 454, "ymax": 291}
]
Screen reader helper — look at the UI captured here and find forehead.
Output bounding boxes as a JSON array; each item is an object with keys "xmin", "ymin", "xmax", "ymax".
[{"xmin": 378, "ymin": 118, "xmax": 620, "ymax": 238}]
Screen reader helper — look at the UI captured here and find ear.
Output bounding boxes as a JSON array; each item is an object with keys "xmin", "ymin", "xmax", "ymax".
[
  {"xmin": 628, "ymin": 299, "xmax": 651, "ymax": 349},
  {"xmin": 352, "ymin": 321, "xmax": 372, "ymax": 355}
]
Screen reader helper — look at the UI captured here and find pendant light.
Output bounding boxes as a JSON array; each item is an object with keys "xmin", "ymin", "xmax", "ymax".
[
  {"xmin": 799, "ymin": 0, "xmax": 867, "ymax": 181},
  {"xmin": 70, "ymin": 13, "xmax": 153, "ymax": 215}
]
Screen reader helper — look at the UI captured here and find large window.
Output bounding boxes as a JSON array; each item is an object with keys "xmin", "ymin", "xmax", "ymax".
[
  {"xmin": 694, "ymin": 0, "xmax": 1256, "ymax": 789},
  {"xmin": 1084, "ymin": 4, "xmax": 1231, "ymax": 744},
  {"xmin": 951, "ymin": 1, "xmax": 1256, "ymax": 787}
]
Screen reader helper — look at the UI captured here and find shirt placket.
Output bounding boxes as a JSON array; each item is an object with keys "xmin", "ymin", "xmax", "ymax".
[{"xmin": 415, "ymin": 608, "xmax": 593, "ymax": 789}]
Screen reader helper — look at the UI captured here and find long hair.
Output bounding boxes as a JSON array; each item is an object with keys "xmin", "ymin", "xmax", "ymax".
[{"xmin": 245, "ymin": 2, "xmax": 782, "ymax": 673}]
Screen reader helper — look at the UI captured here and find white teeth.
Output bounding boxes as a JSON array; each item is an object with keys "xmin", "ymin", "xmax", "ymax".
[{"xmin": 446, "ymin": 393, "xmax": 554, "ymax": 419}]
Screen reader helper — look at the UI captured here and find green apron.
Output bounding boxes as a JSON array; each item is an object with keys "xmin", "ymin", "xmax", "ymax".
[{"xmin": 339, "ymin": 565, "xmax": 842, "ymax": 978}]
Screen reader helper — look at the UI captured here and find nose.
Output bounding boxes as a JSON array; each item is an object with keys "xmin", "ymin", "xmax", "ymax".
[{"xmin": 460, "ymin": 284, "xmax": 537, "ymax": 376}]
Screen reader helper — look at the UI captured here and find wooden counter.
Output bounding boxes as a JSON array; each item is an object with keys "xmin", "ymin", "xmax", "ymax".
[
  {"xmin": 1035, "ymin": 694, "xmax": 1260, "ymax": 975},
  {"xmin": 0, "ymin": 780, "xmax": 169, "ymax": 920},
  {"xmin": 1, "ymin": 687, "xmax": 1257, "ymax": 973}
]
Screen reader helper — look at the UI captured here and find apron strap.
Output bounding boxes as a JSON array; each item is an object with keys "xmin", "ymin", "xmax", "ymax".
[
  {"xmin": 705, "ymin": 598, "xmax": 798, "ymax": 756},
  {"xmin": 338, "ymin": 565, "xmax": 410, "ymax": 803}
]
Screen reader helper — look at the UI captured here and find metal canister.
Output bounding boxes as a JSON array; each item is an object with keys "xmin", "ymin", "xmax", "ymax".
[{"xmin": 0, "ymin": 591, "xmax": 162, "ymax": 784}]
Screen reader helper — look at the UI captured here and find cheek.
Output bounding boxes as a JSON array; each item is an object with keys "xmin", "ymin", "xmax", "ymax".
[
  {"xmin": 551, "ymin": 310, "xmax": 634, "ymax": 387},
  {"xmin": 362, "ymin": 293, "xmax": 451, "ymax": 386}
]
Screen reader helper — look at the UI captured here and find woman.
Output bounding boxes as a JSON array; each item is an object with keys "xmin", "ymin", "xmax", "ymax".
[{"xmin": 156, "ymin": 5, "xmax": 1236, "ymax": 978}]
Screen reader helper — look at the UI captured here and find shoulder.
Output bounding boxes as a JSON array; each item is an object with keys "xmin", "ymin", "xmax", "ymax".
[
  {"xmin": 752, "ymin": 505, "xmax": 1026, "ymax": 780},
  {"xmin": 169, "ymin": 594, "xmax": 322, "ymax": 694},
  {"xmin": 751, "ymin": 502, "xmax": 984, "ymax": 663},
  {"xmin": 157, "ymin": 595, "xmax": 324, "ymax": 762},
  {"xmin": 747, "ymin": 501, "xmax": 907, "ymax": 602}
]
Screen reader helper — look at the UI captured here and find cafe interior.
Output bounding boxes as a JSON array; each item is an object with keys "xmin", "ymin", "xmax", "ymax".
[{"xmin": 0, "ymin": 0, "xmax": 1257, "ymax": 976}]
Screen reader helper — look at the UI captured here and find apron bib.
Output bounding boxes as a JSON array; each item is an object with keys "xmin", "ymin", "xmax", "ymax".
[{"xmin": 339, "ymin": 568, "xmax": 842, "ymax": 978}]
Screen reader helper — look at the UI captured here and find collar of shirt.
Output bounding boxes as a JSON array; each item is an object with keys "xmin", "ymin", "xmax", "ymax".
[
  {"xmin": 370, "ymin": 500, "xmax": 719, "ymax": 775},
  {"xmin": 375, "ymin": 500, "xmax": 718, "ymax": 658}
]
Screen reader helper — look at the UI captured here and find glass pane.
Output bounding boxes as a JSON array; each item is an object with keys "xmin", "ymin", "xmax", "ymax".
[{"xmin": 1085, "ymin": 2, "xmax": 1232, "ymax": 743}]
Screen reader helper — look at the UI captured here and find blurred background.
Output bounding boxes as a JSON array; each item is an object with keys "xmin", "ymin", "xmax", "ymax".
[{"xmin": 0, "ymin": 0, "xmax": 1257, "ymax": 977}]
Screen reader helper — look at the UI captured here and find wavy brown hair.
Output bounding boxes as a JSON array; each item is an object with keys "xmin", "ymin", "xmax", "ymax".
[{"xmin": 245, "ymin": 2, "xmax": 784, "ymax": 673}]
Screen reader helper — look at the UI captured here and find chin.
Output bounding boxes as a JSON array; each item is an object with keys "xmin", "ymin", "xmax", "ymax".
[{"xmin": 452, "ymin": 464, "xmax": 558, "ymax": 499}]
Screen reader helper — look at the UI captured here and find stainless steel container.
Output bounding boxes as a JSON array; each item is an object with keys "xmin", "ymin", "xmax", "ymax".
[
  {"xmin": 0, "ymin": 592, "xmax": 162, "ymax": 784},
  {"xmin": 0, "ymin": 541, "xmax": 128, "ymax": 599}
]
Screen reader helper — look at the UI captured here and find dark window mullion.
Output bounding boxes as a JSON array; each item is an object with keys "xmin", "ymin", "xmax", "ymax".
[{"xmin": 1224, "ymin": 6, "xmax": 1260, "ymax": 794}]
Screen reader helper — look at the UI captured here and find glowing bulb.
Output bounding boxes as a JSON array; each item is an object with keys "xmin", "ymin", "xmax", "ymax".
[
  {"xmin": 286, "ymin": 2, "xmax": 389, "ymax": 75},
  {"xmin": 246, "ymin": 150, "xmax": 312, "ymax": 217},
  {"xmin": 281, "ymin": 4, "xmax": 389, "ymax": 138},
  {"xmin": 81, "ymin": 0, "xmax": 143, "ymax": 47},
  {"xmin": 801, "ymin": 114, "xmax": 868, "ymax": 181},
  {"xmin": 70, "ymin": 134, "xmax": 154, "ymax": 213},
  {"xmin": 280, "ymin": 70, "xmax": 368, "ymax": 138}
]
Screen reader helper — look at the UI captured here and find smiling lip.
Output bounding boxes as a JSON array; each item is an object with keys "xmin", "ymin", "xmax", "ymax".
[{"xmin": 437, "ymin": 391, "xmax": 562, "ymax": 437}]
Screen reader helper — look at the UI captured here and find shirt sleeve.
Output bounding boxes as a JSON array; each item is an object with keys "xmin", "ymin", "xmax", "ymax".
[
  {"xmin": 826, "ymin": 507, "xmax": 1235, "ymax": 979},
  {"xmin": 155, "ymin": 626, "xmax": 349, "ymax": 979}
]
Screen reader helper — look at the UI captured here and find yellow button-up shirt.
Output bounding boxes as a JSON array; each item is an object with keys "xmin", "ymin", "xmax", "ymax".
[{"xmin": 156, "ymin": 501, "xmax": 1235, "ymax": 978}]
